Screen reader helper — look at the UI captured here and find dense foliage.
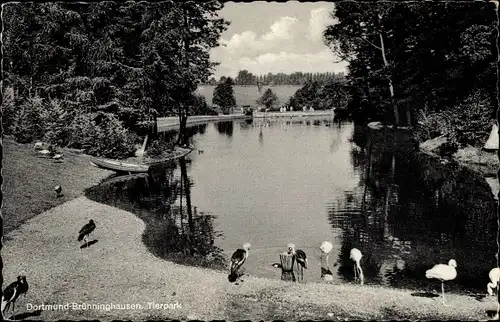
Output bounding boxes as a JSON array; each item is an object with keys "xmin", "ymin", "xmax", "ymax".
[
  {"xmin": 287, "ymin": 75, "xmax": 350, "ymax": 111},
  {"xmin": 212, "ymin": 77, "xmax": 236, "ymax": 114},
  {"xmin": 323, "ymin": 1, "xmax": 497, "ymax": 147},
  {"xmin": 256, "ymin": 89, "xmax": 279, "ymax": 111},
  {"xmin": 208, "ymin": 70, "xmax": 343, "ymax": 86},
  {"xmin": 3, "ymin": 2, "xmax": 228, "ymax": 158}
]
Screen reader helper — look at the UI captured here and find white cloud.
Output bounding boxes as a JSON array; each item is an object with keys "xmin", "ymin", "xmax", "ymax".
[
  {"xmin": 308, "ymin": 7, "xmax": 334, "ymax": 42},
  {"xmin": 262, "ymin": 16, "xmax": 299, "ymax": 42},
  {"xmin": 235, "ymin": 49, "xmax": 348, "ymax": 76},
  {"xmin": 211, "ymin": 8, "xmax": 346, "ymax": 79}
]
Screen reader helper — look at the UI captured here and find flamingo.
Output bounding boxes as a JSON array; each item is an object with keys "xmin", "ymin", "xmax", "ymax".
[
  {"xmin": 78, "ymin": 219, "xmax": 96, "ymax": 247},
  {"xmin": 487, "ymin": 267, "xmax": 500, "ymax": 296},
  {"xmin": 1, "ymin": 275, "xmax": 28, "ymax": 319},
  {"xmin": 228, "ymin": 242, "xmax": 251, "ymax": 283},
  {"xmin": 350, "ymin": 248, "xmax": 364, "ymax": 285},
  {"xmin": 287, "ymin": 243, "xmax": 308, "ymax": 282},
  {"xmin": 425, "ymin": 259, "xmax": 457, "ymax": 306}
]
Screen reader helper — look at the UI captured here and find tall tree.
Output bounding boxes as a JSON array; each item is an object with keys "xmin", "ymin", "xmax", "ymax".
[
  {"xmin": 212, "ymin": 77, "xmax": 236, "ymax": 113},
  {"xmin": 257, "ymin": 88, "xmax": 279, "ymax": 110}
]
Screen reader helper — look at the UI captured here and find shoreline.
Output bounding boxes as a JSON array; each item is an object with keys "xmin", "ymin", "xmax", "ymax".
[
  {"xmin": 3, "ymin": 196, "xmax": 497, "ymax": 321},
  {"xmin": 157, "ymin": 110, "xmax": 335, "ymax": 132},
  {"xmin": 3, "ymin": 131, "xmax": 499, "ymax": 320}
]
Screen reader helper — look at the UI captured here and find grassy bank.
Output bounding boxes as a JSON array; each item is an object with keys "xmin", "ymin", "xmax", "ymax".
[
  {"xmin": 2, "ymin": 137, "xmax": 112, "ymax": 234},
  {"xmin": 419, "ymin": 135, "xmax": 499, "ymax": 176},
  {"xmin": 3, "ymin": 196, "xmax": 498, "ymax": 321}
]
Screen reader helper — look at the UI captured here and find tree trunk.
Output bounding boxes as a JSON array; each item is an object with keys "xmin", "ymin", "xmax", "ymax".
[
  {"xmin": 379, "ymin": 32, "xmax": 399, "ymax": 125},
  {"xmin": 177, "ymin": 6, "xmax": 190, "ymax": 146},
  {"xmin": 180, "ymin": 158, "xmax": 194, "ymax": 238}
]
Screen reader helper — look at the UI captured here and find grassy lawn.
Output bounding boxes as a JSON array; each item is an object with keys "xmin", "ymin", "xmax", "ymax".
[{"xmin": 2, "ymin": 137, "xmax": 112, "ymax": 235}]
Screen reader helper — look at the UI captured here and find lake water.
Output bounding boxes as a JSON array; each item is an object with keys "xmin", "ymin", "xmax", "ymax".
[{"xmin": 86, "ymin": 117, "xmax": 498, "ymax": 295}]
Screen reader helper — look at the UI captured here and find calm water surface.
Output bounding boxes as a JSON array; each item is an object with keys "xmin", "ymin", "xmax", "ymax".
[{"xmin": 86, "ymin": 117, "xmax": 497, "ymax": 294}]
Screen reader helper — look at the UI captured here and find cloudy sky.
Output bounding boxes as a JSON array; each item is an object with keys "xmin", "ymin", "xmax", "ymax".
[{"xmin": 210, "ymin": 2, "xmax": 349, "ymax": 79}]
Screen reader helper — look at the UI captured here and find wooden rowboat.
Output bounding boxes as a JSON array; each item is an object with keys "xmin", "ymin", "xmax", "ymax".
[
  {"xmin": 90, "ymin": 158, "xmax": 150, "ymax": 173},
  {"xmin": 90, "ymin": 146, "xmax": 193, "ymax": 173}
]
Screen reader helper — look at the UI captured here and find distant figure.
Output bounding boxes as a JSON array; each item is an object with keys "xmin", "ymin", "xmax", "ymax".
[
  {"xmin": 78, "ymin": 219, "xmax": 96, "ymax": 247},
  {"xmin": 286, "ymin": 243, "xmax": 308, "ymax": 282},
  {"xmin": 320, "ymin": 241, "xmax": 334, "ymax": 281},
  {"xmin": 350, "ymin": 248, "xmax": 364, "ymax": 285},
  {"xmin": 1, "ymin": 275, "xmax": 28, "ymax": 318},
  {"xmin": 425, "ymin": 259, "xmax": 457, "ymax": 306},
  {"xmin": 54, "ymin": 185, "xmax": 63, "ymax": 198},
  {"xmin": 488, "ymin": 267, "xmax": 500, "ymax": 296},
  {"xmin": 228, "ymin": 243, "xmax": 251, "ymax": 283},
  {"xmin": 302, "ymin": 105, "xmax": 307, "ymax": 112}
]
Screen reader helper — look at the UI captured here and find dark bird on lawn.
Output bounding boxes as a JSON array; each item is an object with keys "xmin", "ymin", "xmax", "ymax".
[
  {"xmin": 1, "ymin": 275, "xmax": 28, "ymax": 318},
  {"xmin": 228, "ymin": 242, "xmax": 251, "ymax": 283},
  {"xmin": 54, "ymin": 185, "xmax": 63, "ymax": 197},
  {"xmin": 287, "ymin": 243, "xmax": 308, "ymax": 282},
  {"xmin": 78, "ymin": 219, "xmax": 96, "ymax": 247}
]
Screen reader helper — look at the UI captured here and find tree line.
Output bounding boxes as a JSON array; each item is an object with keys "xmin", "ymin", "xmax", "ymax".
[
  {"xmin": 323, "ymin": 1, "xmax": 496, "ymax": 149},
  {"xmin": 206, "ymin": 70, "xmax": 344, "ymax": 86},
  {"xmin": 3, "ymin": 2, "xmax": 227, "ymax": 158},
  {"xmin": 210, "ymin": 73, "xmax": 350, "ymax": 113}
]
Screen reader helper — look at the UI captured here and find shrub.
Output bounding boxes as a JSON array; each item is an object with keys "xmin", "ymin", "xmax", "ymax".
[
  {"xmin": 42, "ymin": 98, "xmax": 73, "ymax": 147},
  {"xmin": 68, "ymin": 112, "xmax": 137, "ymax": 159},
  {"xmin": 2, "ymin": 87, "xmax": 17, "ymax": 134},
  {"xmin": 11, "ymin": 96, "xmax": 45, "ymax": 143},
  {"xmin": 414, "ymin": 109, "xmax": 451, "ymax": 143},
  {"xmin": 145, "ymin": 139, "xmax": 174, "ymax": 158},
  {"xmin": 415, "ymin": 90, "xmax": 494, "ymax": 151},
  {"xmin": 444, "ymin": 90, "xmax": 494, "ymax": 148}
]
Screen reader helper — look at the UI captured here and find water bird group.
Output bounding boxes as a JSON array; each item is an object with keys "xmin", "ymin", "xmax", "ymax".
[
  {"xmin": 1, "ymin": 275, "xmax": 29, "ymax": 319},
  {"xmin": 78, "ymin": 219, "xmax": 96, "ymax": 247}
]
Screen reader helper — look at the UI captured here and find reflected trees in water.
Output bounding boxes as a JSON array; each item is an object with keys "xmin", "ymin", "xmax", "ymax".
[
  {"xmin": 215, "ymin": 121, "xmax": 234, "ymax": 137},
  {"xmin": 330, "ymin": 124, "xmax": 497, "ymax": 292},
  {"xmin": 85, "ymin": 157, "xmax": 226, "ymax": 270}
]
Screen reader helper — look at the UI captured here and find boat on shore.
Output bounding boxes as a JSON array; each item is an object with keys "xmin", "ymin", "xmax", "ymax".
[{"xmin": 90, "ymin": 147, "xmax": 193, "ymax": 173}]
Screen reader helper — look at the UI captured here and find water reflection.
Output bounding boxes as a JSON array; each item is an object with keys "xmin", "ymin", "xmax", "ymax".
[
  {"xmin": 87, "ymin": 117, "xmax": 497, "ymax": 294},
  {"xmin": 330, "ymin": 124, "xmax": 497, "ymax": 293},
  {"xmin": 85, "ymin": 157, "xmax": 226, "ymax": 270},
  {"xmin": 215, "ymin": 121, "xmax": 234, "ymax": 138}
]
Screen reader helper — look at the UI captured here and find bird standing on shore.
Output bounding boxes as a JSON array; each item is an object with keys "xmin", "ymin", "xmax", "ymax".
[
  {"xmin": 487, "ymin": 267, "xmax": 500, "ymax": 296},
  {"xmin": 350, "ymin": 248, "xmax": 364, "ymax": 285},
  {"xmin": 228, "ymin": 242, "xmax": 251, "ymax": 283},
  {"xmin": 287, "ymin": 243, "xmax": 308, "ymax": 282},
  {"xmin": 320, "ymin": 241, "xmax": 334, "ymax": 281},
  {"xmin": 1, "ymin": 275, "xmax": 29, "ymax": 318},
  {"xmin": 78, "ymin": 219, "xmax": 96, "ymax": 247},
  {"xmin": 54, "ymin": 185, "xmax": 63, "ymax": 198},
  {"xmin": 425, "ymin": 259, "xmax": 457, "ymax": 306}
]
